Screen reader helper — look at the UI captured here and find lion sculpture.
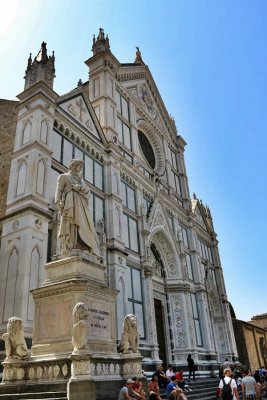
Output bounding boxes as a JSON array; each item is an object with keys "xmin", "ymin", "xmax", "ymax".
[
  {"xmin": 118, "ymin": 314, "xmax": 140, "ymax": 354},
  {"xmin": 72, "ymin": 302, "xmax": 89, "ymax": 351},
  {"xmin": 2, "ymin": 316, "xmax": 29, "ymax": 359}
]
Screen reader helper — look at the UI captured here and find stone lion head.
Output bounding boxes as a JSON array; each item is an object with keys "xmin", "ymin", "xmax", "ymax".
[
  {"xmin": 7, "ymin": 317, "xmax": 24, "ymax": 338},
  {"xmin": 124, "ymin": 314, "xmax": 137, "ymax": 331},
  {"xmin": 73, "ymin": 302, "xmax": 88, "ymax": 324}
]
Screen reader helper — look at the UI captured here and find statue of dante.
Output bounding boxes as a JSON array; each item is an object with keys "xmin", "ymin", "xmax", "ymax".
[{"xmin": 55, "ymin": 159, "xmax": 100, "ymax": 255}]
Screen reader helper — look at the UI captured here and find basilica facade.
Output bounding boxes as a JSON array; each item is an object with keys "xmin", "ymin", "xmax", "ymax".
[{"xmin": 0, "ymin": 29, "xmax": 237, "ymax": 373}]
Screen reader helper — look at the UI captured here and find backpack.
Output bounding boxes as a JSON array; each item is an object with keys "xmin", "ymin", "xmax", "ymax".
[{"xmin": 221, "ymin": 378, "xmax": 233, "ymax": 400}]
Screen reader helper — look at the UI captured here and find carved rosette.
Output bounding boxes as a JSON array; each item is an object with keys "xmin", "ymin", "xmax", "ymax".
[
  {"xmin": 90, "ymin": 361, "xmax": 122, "ymax": 377},
  {"xmin": 121, "ymin": 360, "xmax": 142, "ymax": 376}
]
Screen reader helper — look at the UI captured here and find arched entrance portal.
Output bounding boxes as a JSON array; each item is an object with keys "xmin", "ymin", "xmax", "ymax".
[
  {"xmin": 149, "ymin": 230, "xmax": 180, "ymax": 367},
  {"xmin": 154, "ymin": 298, "xmax": 168, "ymax": 367}
]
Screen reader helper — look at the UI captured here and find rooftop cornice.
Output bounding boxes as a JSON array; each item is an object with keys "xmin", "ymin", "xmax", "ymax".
[{"xmin": 17, "ymin": 80, "xmax": 59, "ymax": 103}]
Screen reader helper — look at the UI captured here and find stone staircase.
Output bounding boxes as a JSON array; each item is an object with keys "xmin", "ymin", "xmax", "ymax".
[
  {"xmin": 0, "ymin": 383, "xmax": 67, "ymax": 400},
  {"xmin": 0, "ymin": 377, "xmax": 227, "ymax": 400},
  {"xmin": 160, "ymin": 378, "xmax": 220, "ymax": 400},
  {"xmin": 160, "ymin": 378, "xmax": 245, "ymax": 400}
]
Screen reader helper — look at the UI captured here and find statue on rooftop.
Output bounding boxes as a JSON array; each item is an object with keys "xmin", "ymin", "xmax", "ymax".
[{"xmin": 135, "ymin": 46, "xmax": 143, "ymax": 63}]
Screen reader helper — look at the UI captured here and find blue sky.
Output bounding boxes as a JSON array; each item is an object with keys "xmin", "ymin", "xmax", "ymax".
[{"xmin": 1, "ymin": 0, "xmax": 266, "ymax": 321}]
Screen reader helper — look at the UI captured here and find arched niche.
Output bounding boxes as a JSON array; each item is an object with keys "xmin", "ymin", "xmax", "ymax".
[
  {"xmin": 36, "ymin": 158, "xmax": 46, "ymax": 195},
  {"xmin": 27, "ymin": 246, "xmax": 41, "ymax": 321},
  {"xmin": 40, "ymin": 119, "xmax": 48, "ymax": 144},
  {"xmin": 16, "ymin": 159, "xmax": 27, "ymax": 196},
  {"xmin": 3, "ymin": 247, "xmax": 19, "ymax": 322},
  {"xmin": 22, "ymin": 119, "xmax": 32, "ymax": 145}
]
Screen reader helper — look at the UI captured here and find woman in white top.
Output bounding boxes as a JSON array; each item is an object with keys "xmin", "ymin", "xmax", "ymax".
[{"xmin": 166, "ymin": 365, "xmax": 175, "ymax": 380}]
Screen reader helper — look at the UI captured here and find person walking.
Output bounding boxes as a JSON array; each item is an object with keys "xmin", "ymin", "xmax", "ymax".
[
  {"xmin": 242, "ymin": 369, "xmax": 258, "ymax": 399},
  {"xmin": 218, "ymin": 368, "xmax": 240, "ymax": 400},
  {"xmin": 187, "ymin": 354, "xmax": 195, "ymax": 381}
]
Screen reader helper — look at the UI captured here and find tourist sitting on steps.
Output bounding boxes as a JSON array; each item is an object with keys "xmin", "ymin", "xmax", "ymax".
[
  {"xmin": 166, "ymin": 376, "xmax": 187, "ymax": 400},
  {"xmin": 153, "ymin": 365, "xmax": 171, "ymax": 389},
  {"xmin": 175, "ymin": 370, "xmax": 192, "ymax": 392},
  {"xmin": 118, "ymin": 379, "xmax": 135, "ymax": 400},
  {"xmin": 148, "ymin": 376, "xmax": 162, "ymax": 400},
  {"xmin": 166, "ymin": 365, "xmax": 175, "ymax": 380},
  {"xmin": 131, "ymin": 377, "xmax": 146, "ymax": 400}
]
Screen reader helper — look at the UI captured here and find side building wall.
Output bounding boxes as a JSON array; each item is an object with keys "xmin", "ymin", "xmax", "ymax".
[
  {"xmin": 232, "ymin": 318, "xmax": 267, "ymax": 371},
  {"xmin": 0, "ymin": 100, "xmax": 18, "ymax": 220}
]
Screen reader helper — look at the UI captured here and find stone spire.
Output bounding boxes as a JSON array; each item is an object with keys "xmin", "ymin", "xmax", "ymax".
[
  {"xmin": 24, "ymin": 42, "xmax": 55, "ymax": 90},
  {"xmin": 92, "ymin": 28, "xmax": 110, "ymax": 55}
]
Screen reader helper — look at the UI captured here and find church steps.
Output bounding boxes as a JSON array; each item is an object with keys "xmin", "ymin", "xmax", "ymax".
[
  {"xmin": 0, "ymin": 394, "xmax": 67, "ymax": 400},
  {"xmin": 160, "ymin": 378, "xmax": 220, "ymax": 400}
]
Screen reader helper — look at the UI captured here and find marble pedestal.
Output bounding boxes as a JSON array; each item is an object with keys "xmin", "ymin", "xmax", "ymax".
[
  {"xmin": 1, "ymin": 251, "xmax": 143, "ymax": 399},
  {"xmin": 31, "ymin": 252, "xmax": 117, "ymax": 357}
]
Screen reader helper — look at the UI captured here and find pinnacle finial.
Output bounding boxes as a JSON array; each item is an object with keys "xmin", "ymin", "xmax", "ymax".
[
  {"xmin": 92, "ymin": 28, "xmax": 110, "ymax": 55},
  {"xmin": 41, "ymin": 42, "xmax": 47, "ymax": 61},
  {"xmin": 26, "ymin": 53, "xmax": 32, "ymax": 71},
  {"xmin": 24, "ymin": 42, "xmax": 55, "ymax": 90},
  {"xmin": 98, "ymin": 28, "xmax": 105, "ymax": 41}
]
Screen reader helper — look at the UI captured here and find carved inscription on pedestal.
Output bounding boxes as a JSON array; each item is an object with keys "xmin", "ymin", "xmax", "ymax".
[{"xmin": 87, "ymin": 300, "xmax": 111, "ymax": 339}]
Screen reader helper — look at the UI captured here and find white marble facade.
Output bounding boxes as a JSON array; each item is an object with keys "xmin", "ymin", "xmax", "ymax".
[{"xmin": 0, "ymin": 33, "xmax": 238, "ymax": 371}]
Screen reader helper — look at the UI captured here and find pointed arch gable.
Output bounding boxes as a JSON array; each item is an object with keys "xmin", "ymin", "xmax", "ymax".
[
  {"xmin": 149, "ymin": 229, "xmax": 181, "ymax": 278},
  {"xmin": 57, "ymin": 90, "xmax": 107, "ymax": 145}
]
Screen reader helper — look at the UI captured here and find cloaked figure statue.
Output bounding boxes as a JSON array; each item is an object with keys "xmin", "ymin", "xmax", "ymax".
[{"xmin": 55, "ymin": 159, "xmax": 100, "ymax": 256}]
